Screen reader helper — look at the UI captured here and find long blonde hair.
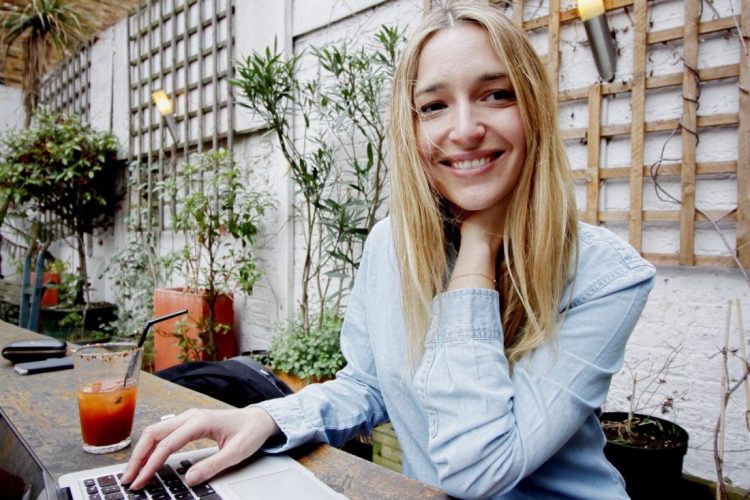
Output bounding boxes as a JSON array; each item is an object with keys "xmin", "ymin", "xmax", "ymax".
[{"xmin": 389, "ymin": 2, "xmax": 578, "ymax": 365}]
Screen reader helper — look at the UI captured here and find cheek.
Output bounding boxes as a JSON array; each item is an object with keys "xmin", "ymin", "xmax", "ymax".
[{"xmin": 415, "ymin": 120, "xmax": 442, "ymax": 162}]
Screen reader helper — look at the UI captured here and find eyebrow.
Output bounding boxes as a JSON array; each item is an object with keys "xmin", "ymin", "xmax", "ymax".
[{"xmin": 414, "ymin": 72, "xmax": 509, "ymax": 99}]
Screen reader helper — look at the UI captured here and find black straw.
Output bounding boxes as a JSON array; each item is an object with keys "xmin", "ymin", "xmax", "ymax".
[
  {"xmin": 124, "ymin": 309, "xmax": 188, "ymax": 384},
  {"xmin": 137, "ymin": 309, "xmax": 189, "ymax": 349}
]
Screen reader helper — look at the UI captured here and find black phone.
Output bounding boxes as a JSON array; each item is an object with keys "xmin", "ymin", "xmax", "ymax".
[
  {"xmin": 2, "ymin": 339, "xmax": 67, "ymax": 364},
  {"xmin": 14, "ymin": 357, "xmax": 74, "ymax": 375}
]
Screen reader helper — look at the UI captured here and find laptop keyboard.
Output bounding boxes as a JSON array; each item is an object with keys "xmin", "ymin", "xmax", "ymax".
[{"xmin": 81, "ymin": 461, "xmax": 223, "ymax": 500}]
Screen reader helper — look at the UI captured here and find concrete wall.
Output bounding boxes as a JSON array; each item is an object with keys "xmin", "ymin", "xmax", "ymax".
[{"xmin": 1, "ymin": 0, "xmax": 747, "ymax": 489}]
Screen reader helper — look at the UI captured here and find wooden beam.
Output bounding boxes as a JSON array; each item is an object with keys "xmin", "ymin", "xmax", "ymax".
[
  {"xmin": 586, "ymin": 84, "xmax": 602, "ymax": 225},
  {"xmin": 597, "ymin": 210, "xmax": 736, "ymax": 223},
  {"xmin": 512, "ymin": 0, "xmax": 524, "ymax": 26},
  {"xmin": 547, "ymin": 0, "xmax": 561, "ymax": 104},
  {"xmin": 629, "ymin": 0, "xmax": 647, "ymax": 252},
  {"xmin": 679, "ymin": 0, "xmax": 699, "ymax": 266},
  {"xmin": 738, "ymin": 0, "xmax": 750, "ymax": 267}
]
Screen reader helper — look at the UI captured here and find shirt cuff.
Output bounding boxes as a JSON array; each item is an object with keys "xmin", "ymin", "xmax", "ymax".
[
  {"xmin": 255, "ymin": 395, "xmax": 315, "ymax": 453},
  {"xmin": 427, "ymin": 288, "xmax": 503, "ymax": 343}
]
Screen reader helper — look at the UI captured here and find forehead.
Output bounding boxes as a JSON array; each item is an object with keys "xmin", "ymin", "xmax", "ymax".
[{"xmin": 415, "ymin": 22, "xmax": 506, "ymax": 82}]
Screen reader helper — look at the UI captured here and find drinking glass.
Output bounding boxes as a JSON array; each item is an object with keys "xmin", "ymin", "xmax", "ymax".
[{"xmin": 73, "ymin": 342, "xmax": 142, "ymax": 454}]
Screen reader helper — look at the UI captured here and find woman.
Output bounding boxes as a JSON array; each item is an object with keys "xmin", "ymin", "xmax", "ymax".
[{"xmin": 123, "ymin": 3, "xmax": 655, "ymax": 498}]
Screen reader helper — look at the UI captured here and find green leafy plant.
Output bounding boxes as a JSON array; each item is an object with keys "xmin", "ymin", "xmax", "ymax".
[
  {"xmin": 232, "ymin": 26, "xmax": 402, "ymax": 368},
  {"xmin": 156, "ymin": 149, "xmax": 274, "ymax": 360},
  {"xmin": 267, "ymin": 309, "xmax": 345, "ymax": 381},
  {"xmin": 0, "ymin": 111, "xmax": 124, "ymax": 305},
  {"xmin": 102, "ymin": 230, "xmax": 164, "ymax": 338},
  {"xmin": 0, "ymin": 0, "xmax": 89, "ymax": 276}
]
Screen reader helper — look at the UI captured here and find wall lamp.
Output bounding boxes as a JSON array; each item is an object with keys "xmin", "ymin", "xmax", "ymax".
[
  {"xmin": 577, "ymin": 0, "xmax": 617, "ymax": 82},
  {"xmin": 151, "ymin": 89, "xmax": 179, "ymax": 144}
]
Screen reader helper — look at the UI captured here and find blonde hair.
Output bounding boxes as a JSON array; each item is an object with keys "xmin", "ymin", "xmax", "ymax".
[{"xmin": 389, "ymin": 2, "xmax": 578, "ymax": 365}]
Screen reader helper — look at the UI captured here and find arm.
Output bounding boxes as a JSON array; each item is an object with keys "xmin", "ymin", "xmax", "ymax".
[
  {"xmin": 123, "ymin": 225, "xmax": 390, "ymax": 489},
  {"xmin": 257, "ymin": 223, "xmax": 390, "ymax": 451},
  {"xmin": 122, "ymin": 406, "xmax": 280, "ymax": 489},
  {"xmin": 417, "ymin": 220, "xmax": 655, "ymax": 497}
]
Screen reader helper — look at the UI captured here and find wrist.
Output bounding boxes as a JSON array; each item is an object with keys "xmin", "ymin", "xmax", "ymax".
[{"xmin": 246, "ymin": 406, "xmax": 281, "ymax": 438}]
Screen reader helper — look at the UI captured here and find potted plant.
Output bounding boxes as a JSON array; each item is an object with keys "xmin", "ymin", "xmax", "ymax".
[
  {"xmin": 600, "ymin": 346, "xmax": 689, "ymax": 498},
  {"xmin": 152, "ymin": 149, "xmax": 273, "ymax": 370},
  {"xmin": 265, "ymin": 308, "xmax": 346, "ymax": 392},
  {"xmin": 0, "ymin": 111, "xmax": 123, "ymax": 338},
  {"xmin": 599, "ymin": 411, "xmax": 688, "ymax": 498}
]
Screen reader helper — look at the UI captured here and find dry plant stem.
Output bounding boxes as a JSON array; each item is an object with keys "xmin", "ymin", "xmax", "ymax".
[
  {"xmin": 736, "ymin": 298, "xmax": 750, "ymax": 431},
  {"xmin": 715, "ymin": 300, "xmax": 731, "ymax": 500}
]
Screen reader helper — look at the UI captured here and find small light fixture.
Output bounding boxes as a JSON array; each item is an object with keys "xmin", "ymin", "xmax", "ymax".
[
  {"xmin": 578, "ymin": 0, "xmax": 617, "ymax": 82},
  {"xmin": 151, "ymin": 89, "xmax": 179, "ymax": 143}
]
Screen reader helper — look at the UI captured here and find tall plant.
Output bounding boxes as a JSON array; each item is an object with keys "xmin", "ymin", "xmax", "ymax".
[
  {"xmin": 232, "ymin": 26, "xmax": 401, "ymax": 335},
  {"xmin": 0, "ymin": 0, "xmax": 88, "ymax": 277},
  {"xmin": 0, "ymin": 111, "xmax": 123, "ymax": 304},
  {"xmin": 0, "ymin": 0, "xmax": 88, "ymax": 125},
  {"xmin": 156, "ymin": 149, "xmax": 274, "ymax": 359}
]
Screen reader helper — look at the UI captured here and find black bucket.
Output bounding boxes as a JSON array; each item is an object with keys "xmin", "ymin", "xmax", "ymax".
[{"xmin": 600, "ymin": 412, "xmax": 689, "ymax": 500}]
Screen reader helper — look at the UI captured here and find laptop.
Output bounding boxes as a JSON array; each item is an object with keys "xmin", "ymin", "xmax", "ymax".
[{"xmin": 0, "ymin": 407, "xmax": 347, "ymax": 500}]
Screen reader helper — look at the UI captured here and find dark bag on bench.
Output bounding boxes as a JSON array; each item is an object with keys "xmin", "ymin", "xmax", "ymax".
[{"xmin": 155, "ymin": 356, "xmax": 293, "ymax": 407}]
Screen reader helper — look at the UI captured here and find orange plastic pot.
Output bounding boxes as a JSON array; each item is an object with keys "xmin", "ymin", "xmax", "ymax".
[
  {"xmin": 31, "ymin": 272, "xmax": 60, "ymax": 307},
  {"xmin": 153, "ymin": 287, "xmax": 237, "ymax": 371}
]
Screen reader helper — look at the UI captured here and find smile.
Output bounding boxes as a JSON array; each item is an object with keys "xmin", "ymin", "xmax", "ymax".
[{"xmin": 444, "ymin": 152, "xmax": 503, "ymax": 171}]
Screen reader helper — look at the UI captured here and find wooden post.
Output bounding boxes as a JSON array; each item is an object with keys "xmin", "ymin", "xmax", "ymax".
[
  {"xmin": 679, "ymin": 0, "xmax": 699, "ymax": 266},
  {"xmin": 629, "ymin": 0, "xmax": 647, "ymax": 252},
  {"xmin": 586, "ymin": 84, "xmax": 602, "ymax": 225},
  {"xmin": 738, "ymin": 0, "xmax": 750, "ymax": 268}
]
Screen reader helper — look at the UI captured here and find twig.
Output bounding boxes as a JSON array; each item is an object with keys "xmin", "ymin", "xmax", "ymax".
[
  {"xmin": 736, "ymin": 299, "xmax": 750, "ymax": 432},
  {"xmin": 714, "ymin": 301, "xmax": 731, "ymax": 500}
]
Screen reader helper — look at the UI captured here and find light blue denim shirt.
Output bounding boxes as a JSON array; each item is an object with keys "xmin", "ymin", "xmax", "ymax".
[{"xmin": 258, "ymin": 218, "xmax": 656, "ymax": 499}]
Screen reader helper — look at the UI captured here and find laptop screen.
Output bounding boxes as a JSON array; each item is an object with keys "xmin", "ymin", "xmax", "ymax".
[{"xmin": 0, "ymin": 407, "xmax": 58, "ymax": 500}]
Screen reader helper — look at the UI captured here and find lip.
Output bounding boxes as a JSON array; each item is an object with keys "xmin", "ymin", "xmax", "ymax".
[{"xmin": 438, "ymin": 150, "xmax": 504, "ymax": 176}]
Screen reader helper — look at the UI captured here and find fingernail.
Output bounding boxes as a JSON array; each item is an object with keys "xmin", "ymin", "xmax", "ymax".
[{"xmin": 186, "ymin": 469, "xmax": 202, "ymax": 485}]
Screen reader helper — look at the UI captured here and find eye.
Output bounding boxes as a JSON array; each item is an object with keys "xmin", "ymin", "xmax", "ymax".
[
  {"xmin": 417, "ymin": 101, "xmax": 446, "ymax": 116},
  {"xmin": 485, "ymin": 89, "xmax": 515, "ymax": 103}
]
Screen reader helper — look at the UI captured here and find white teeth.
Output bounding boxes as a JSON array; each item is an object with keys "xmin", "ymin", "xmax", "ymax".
[{"xmin": 452, "ymin": 156, "xmax": 491, "ymax": 170}]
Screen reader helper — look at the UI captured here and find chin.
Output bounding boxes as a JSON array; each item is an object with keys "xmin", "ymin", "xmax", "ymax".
[{"xmin": 448, "ymin": 196, "xmax": 507, "ymax": 214}]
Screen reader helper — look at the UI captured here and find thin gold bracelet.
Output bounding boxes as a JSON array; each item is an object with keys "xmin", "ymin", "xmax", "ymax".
[{"xmin": 449, "ymin": 273, "xmax": 497, "ymax": 287}]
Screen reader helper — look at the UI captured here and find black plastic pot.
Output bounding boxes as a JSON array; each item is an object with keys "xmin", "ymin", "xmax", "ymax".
[
  {"xmin": 600, "ymin": 412, "xmax": 689, "ymax": 499},
  {"xmin": 40, "ymin": 302, "xmax": 118, "ymax": 341}
]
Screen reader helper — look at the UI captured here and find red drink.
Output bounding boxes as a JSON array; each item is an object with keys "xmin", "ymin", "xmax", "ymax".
[{"xmin": 77, "ymin": 381, "xmax": 138, "ymax": 447}]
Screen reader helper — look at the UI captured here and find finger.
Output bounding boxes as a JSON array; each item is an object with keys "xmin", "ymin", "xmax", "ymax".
[
  {"xmin": 128, "ymin": 412, "xmax": 200, "ymax": 489},
  {"xmin": 184, "ymin": 443, "xmax": 248, "ymax": 486},
  {"xmin": 122, "ymin": 416, "xmax": 182, "ymax": 484},
  {"xmin": 122, "ymin": 413, "xmax": 188, "ymax": 482}
]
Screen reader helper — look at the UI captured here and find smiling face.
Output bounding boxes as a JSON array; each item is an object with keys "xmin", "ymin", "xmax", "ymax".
[{"xmin": 414, "ymin": 22, "xmax": 526, "ymax": 219}]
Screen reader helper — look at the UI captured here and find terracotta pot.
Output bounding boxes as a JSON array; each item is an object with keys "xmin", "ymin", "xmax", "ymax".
[
  {"xmin": 271, "ymin": 369, "xmax": 330, "ymax": 393},
  {"xmin": 153, "ymin": 287, "xmax": 237, "ymax": 371}
]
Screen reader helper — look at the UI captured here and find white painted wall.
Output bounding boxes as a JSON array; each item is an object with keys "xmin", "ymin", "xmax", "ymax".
[
  {"xmin": 0, "ymin": 84, "xmax": 24, "ymax": 131},
  {"xmin": 2, "ymin": 0, "xmax": 747, "ymax": 489},
  {"xmin": 0, "ymin": 84, "xmax": 25, "ymax": 280}
]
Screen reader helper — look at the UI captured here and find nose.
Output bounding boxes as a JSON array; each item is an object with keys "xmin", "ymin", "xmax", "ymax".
[{"xmin": 448, "ymin": 103, "xmax": 485, "ymax": 147}]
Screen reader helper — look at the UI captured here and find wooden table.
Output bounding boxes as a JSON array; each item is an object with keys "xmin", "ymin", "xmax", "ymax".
[{"xmin": 0, "ymin": 321, "xmax": 447, "ymax": 499}]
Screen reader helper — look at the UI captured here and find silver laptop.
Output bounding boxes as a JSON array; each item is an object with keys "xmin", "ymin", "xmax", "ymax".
[
  {"xmin": 0, "ymin": 407, "xmax": 346, "ymax": 500},
  {"xmin": 59, "ymin": 447, "xmax": 348, "ymax": 500}
]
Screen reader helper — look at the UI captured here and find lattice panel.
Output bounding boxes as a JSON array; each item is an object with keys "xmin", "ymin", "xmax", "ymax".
[
  {"xmin": 126, "ymin": 0, "xmax": 235, "ymax": 232},
  {"xmin": 456, "ymin": 0, "xmax": 749, "ymax": 269},
  {"xmin": 38, "ymin": 42, "xmax": 92, "ymax": 120}
]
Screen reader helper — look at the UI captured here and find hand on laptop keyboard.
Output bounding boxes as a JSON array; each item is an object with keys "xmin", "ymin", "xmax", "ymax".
[
  {"xmin": 85, "ymin": 462, "xmax": 222, "ymax": 500},
  {"xmin": 121, "ymin": 407, "xmax": 280, "ymax": 491}
]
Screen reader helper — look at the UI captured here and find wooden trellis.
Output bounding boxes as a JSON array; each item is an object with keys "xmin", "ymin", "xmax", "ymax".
[
  {"xmin": 38, "ymin": 42, "xmax": 92, "ymax": 120},
  {"xmin": 421, "ymin": 0, "xmax": 749, "ymax": 269},
  {"xmin": 126, "ymin": 0, "xmax": 235, "ymax": 232}
]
